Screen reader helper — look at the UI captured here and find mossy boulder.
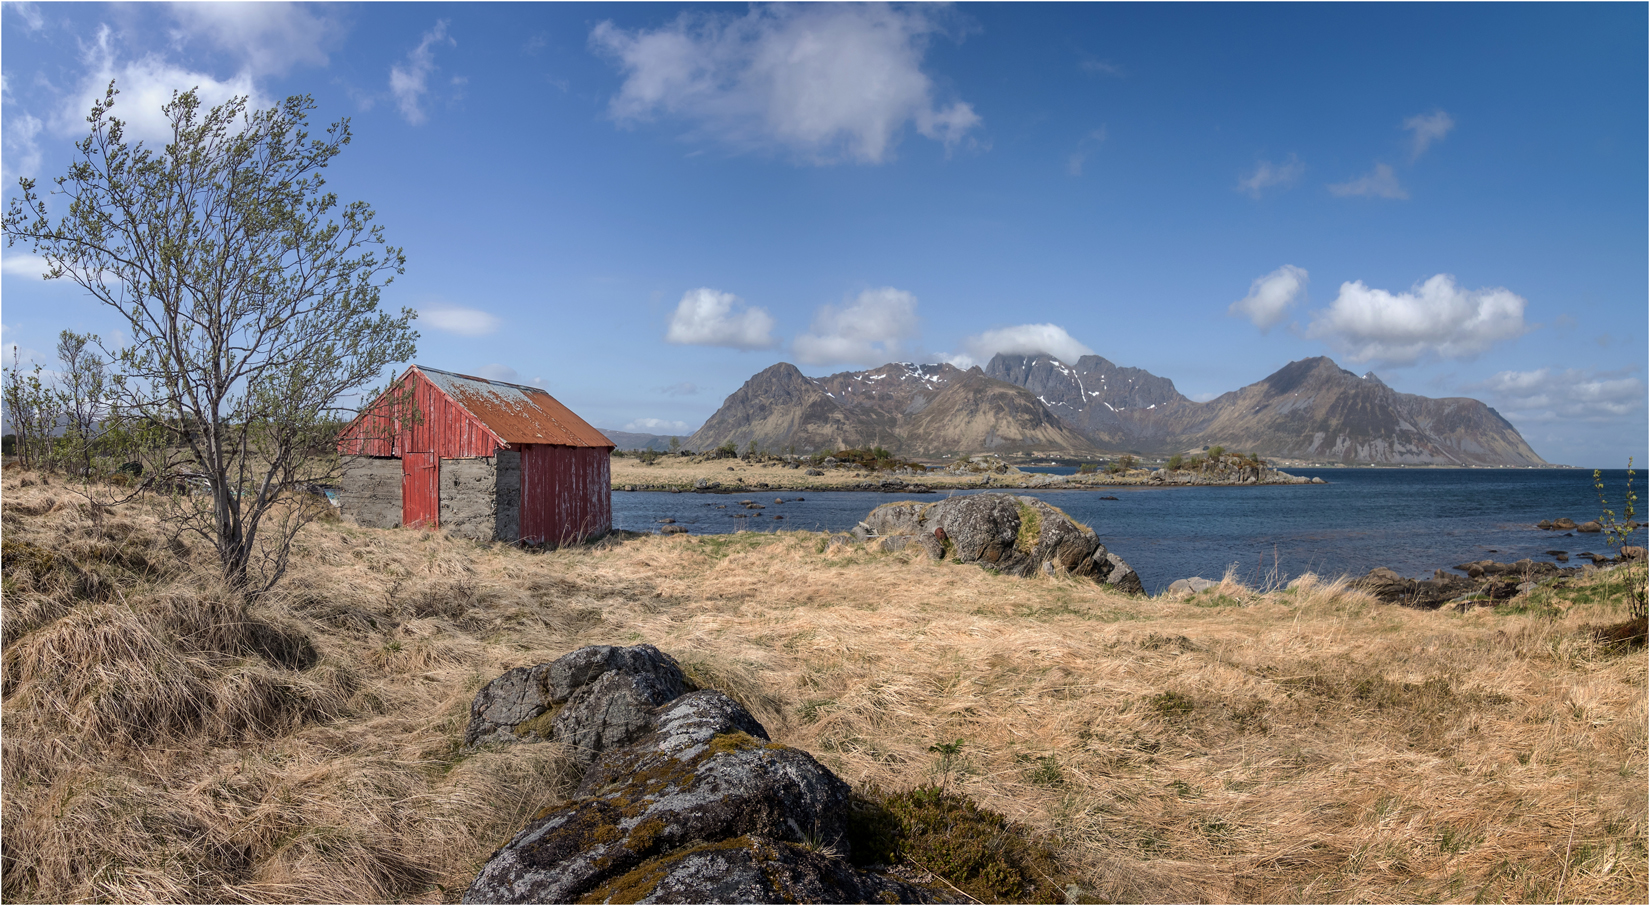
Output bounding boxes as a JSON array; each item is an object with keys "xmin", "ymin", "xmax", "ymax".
[
  {"xmin": 462, "ymin": 687, "xmax": 928, "ymax": 904},
  {"xmin": 860, "ymin": 493, "xmax": 1143, "ymax": 594},
  {"xmin": 463, "ymin": 644, "xmax": 692, "ymax": 765}
]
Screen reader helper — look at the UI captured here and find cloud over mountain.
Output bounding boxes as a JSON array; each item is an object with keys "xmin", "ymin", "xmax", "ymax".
[
  {"xmin": 665, "ymin": 288, "xmax": 778, "ymax": 350},
  {"xmin": 958, "ymin": 323, "xmax": 1093, "ymax": 366},
  {"xmin": 794, "ymin": 287, "xmax": 920, "ymax": 365},
  {"xmin": 1230, "ymin": 265, "xmax": 1308, "ymax": 331},
  {"xmin": 1307, "ymin": 274, "xmax": 1528, "ymax": 365}
]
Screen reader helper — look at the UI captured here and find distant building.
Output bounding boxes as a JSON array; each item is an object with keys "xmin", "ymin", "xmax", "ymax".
[{"xmin": 337, "ymin": 365, "xmax": 614, "ymax": 545}]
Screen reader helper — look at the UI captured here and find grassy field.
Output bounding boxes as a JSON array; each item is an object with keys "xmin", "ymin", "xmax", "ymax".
[{"xmin": 2, "ymin": 469, "xmax": 1645, "ymax": 903}]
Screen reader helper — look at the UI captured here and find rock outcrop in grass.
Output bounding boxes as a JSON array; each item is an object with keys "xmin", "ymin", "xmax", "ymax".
[
  {"xmin": 857, "ymin": 493, "xmax": 1144, "ymax": 594},
  {"xmin": 463, "ymin": 645, "xmax": 930, "ymax": 904}
]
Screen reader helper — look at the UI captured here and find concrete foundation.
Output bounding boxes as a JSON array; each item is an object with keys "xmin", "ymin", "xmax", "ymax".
[
  {"xmin": 343, "ymin": 449, "xmax": 526, "ymax": 541},
  {"xmin": 442, "ymin": 456, "xmax": 518, "ymax": 541},
  {"xmin": 494, "ymin": 450, "xmax": 521, "ymax": 543},
  {"xmin": 341, "ymin": 455, "xmax": 402, "ymax": 528}
]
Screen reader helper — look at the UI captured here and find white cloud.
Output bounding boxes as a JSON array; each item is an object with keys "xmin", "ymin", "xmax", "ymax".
[
  {"xmin": 419, "ymin": 304, "xmax": 500, "ymax": 337},
  {"xmin": 1079, "ymin": 58, "xmax": 1121, "ymax": 75},
  {"xmin": 1237, "ymin": 154, "xmax": 1303, "ymax": 198},
  {"xmin": 1066, "ymin": 127, "xmax": 1106, "ymax": 177},
  {"xmin": 1229, "ymin": 265, "xmax": 1308, "ymax": 332},
  {"xmin": 1403, "ymin": 109, "xmax": 1454, "ymax": 159},
  {"xmin": 1328, "ymin": 162, "xmax": 1408, "ymax": 200},
  {"xmin": 390, "ymin": 20, "xmax": 454, "ymax": 125},
  {"xmin": 958, "ymin": 323, "xmax": 1094, "ymax": 366},
  {"xmin": 590, "ymin": 4, "xmax": 980, "ymax": 164},
  {"xmin": 56, "ymin": 26, "xmax": 261, "ymax": 143},
  {"xmin": 476, "ymin": 363, "xmax": 519, "ymax": 383},
  {"xmin": 5, "ymin": 2, "xmax": 44, "ymax": 31},
  {"xmin": 657, "ymin": 381, "xmax": 698, "ymax": 396},
  {"xmin": 665, "ymin": 288, "xmax": 778, "ymax": 350},
  {"xmin": 1468, "ymin": 367, "xmax": 1645, "ymax": 424},
  {"xmin": 0, "ymin": 252, "xmax": 51, "ymax": 280},
  {"xmin": 0, "ymin": 104, "xmax": 43, "ymax": 183},
  {"xmin": 1306, "ymin": 274, "xmax": 1529, "ymax": 365},
  {"xmin": 794, "ymin": 287, "xmax": 921, "ymax": 365},
  {"xmin": 624, "ymin": 417, "xmax": 692, "ymax": 433},
  {"xmin": 169, "ymin": 2, "xmax": 338, "ymax": 77}
]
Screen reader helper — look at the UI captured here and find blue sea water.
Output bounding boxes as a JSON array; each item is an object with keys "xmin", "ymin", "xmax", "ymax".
[{"xmin": 612, "ymin": 469, "xmax": 1643, "ymax": 594}]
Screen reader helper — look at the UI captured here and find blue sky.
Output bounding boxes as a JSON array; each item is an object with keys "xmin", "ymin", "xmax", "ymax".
[{"xmin": 2, "ymin": 2, "xmax": 1644, "ymax": 467}]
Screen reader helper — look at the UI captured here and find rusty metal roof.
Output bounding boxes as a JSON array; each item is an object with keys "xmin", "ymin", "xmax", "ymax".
[{"xmin": 414, "ymin": 366, "xmax": 614, "ymax": 449}]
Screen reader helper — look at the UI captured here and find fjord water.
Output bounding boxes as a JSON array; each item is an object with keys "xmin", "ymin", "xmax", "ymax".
[{"xmin": 613, "ymin": 469, "xmax": 1641, "ymax": 595}]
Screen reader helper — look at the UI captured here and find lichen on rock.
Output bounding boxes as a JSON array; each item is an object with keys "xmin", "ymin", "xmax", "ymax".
[
  {"xmin": 862, "ymin": 493, "xmax": 1144, "ymax": 594},
  {"xmin": 461, "ymin": 648, "xmax": 933, "ymax": 904}
]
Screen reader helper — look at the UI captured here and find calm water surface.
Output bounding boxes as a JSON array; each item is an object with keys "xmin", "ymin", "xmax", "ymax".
[{"xmin": 612, "ymin": 469, "xmax": 1640, "ymax": 594}]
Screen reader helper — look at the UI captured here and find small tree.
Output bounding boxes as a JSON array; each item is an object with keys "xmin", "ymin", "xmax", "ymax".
[
  {"xmin": 53, "ymin": 330, "xmax": 110, "ymax": 477},
  {"xmin": 1167, "ymin": 453, "xmax": 1184, "ymax": 471},
  {"xmin": 1594, "ymin": 459, "xmax": 1645, "ymax": 619},
  {"xmin": 5, "ymin": 85, "xmax": 415, "ymax": 595},
  {"xmin": 2, "ymin": 346, "xmax": 59, "ymax": 470}
]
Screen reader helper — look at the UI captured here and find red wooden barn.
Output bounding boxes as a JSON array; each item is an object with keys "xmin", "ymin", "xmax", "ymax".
[{"xmin": 337, "ymin": 365, "xmax": 614, "ymax": 545}]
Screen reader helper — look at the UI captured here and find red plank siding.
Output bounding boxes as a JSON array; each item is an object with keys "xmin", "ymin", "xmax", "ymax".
[
  {"xmin": 402, "ymin": 452, "xmax": 439, "ymax": 528},
  {"xmin": 519, "ymin": 445, "xmax": 611, "ymax": 546}
]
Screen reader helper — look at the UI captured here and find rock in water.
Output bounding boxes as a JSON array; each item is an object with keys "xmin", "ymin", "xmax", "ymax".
[
  {"xmin": 462, "ymin": 646, "xmax": 930, "ymax": 904},
  {"xmin": 861, "ymin": 493, "xmax": 1145, "ymax": 594}
]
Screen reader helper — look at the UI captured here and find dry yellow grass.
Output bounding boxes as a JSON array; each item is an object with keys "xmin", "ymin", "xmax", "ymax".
[{"xmin": 2, "ymin": 469, "xmax": 1645, "ymax": 903}]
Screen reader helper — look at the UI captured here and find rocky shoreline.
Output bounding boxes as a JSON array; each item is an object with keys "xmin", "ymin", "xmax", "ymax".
[
  {"xmin": 613, "ymin": 451, "xmax": 1326, "ymax": 495},
  {"xmin": 1166, "ymin": 547, "xmax": 1646, "ymax": 611}
]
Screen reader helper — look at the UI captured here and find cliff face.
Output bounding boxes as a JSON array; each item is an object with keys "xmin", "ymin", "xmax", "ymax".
[
  {"xmin": 984, "ymin": 354, "xmax": 1195, "ymax": 445},
  {"xmin": 688, "ymin": 355, "xmax": 1547, "ymax": 465},
  {"xmin": 685, "ymin": 362, "xmax": 1097, "ymax": 456},
  {"xmin": 1183, "ymin": 357, "xmax": 1546, "ymax": 466}
]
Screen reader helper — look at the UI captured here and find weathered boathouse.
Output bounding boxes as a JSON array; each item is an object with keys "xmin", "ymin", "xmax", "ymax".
[{"xmin": 337, "ymin": 365, "xmax": 614, "ymax": 545}]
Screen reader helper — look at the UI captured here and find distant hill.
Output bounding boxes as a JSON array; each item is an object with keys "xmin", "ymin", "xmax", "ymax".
[
  {"xmin": 599, "ymin": 429, "xmax": 679, "ymax": 452},
  {"xmin": 684, "ymin": 362, "xmax": 1098, "ymax": 456},
  {"xmin": 687, "ymin": 354, "xmax": 1547, "ymax": 465},
  {"xmin": 983, "ymin": 353, "xmax": 1547, "ymax": 466}
]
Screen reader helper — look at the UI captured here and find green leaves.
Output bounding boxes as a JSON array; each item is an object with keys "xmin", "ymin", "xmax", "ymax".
[{"xmin": 3, "ymin": 84, "xmax": 415, "ymax": 597}]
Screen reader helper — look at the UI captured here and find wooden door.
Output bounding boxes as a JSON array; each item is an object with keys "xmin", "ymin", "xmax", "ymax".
[{"xmin": 402, "ymin": 452, "xmax": 439, "ymax": 528}]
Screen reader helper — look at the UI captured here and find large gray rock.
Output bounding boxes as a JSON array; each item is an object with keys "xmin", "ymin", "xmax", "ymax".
[
  {"xmin": 601, "ymin": 835, "xmax": 925, "ymax": 904},
  {"xmin": 463, "ymin": 644, "xmax": 691, "ymax": 765},
  {"xmin": 862, "ymin": 493, "xmax": 1144, "ymax": 594},
  {"xmin": 1166, "ymin": 577, "xmax": 1218, "ymax": 595},
  {"xmin": 463, "ymin": 682, "xmax": 929, "ymax": 904}
]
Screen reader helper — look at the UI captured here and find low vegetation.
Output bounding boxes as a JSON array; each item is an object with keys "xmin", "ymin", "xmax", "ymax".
[{"xmin": 2, "ymin": 469, "xmax": 1645, "ymax": 903}]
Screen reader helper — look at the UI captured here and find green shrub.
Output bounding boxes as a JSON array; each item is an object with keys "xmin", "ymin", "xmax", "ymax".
[{"xmin": 846, "ymin": 785, "xmax": 1065, "ymax": 903}]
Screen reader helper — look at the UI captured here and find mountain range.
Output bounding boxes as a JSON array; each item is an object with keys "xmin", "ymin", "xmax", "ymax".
[{"xmin": 682, "ymin": 354, "xmax": 1547, "ymax": 466}]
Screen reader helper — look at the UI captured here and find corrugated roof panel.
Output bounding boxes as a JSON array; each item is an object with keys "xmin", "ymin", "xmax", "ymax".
[{"xmin": 416, "ymin": 366, "xmax": 614, "ymax": 449}]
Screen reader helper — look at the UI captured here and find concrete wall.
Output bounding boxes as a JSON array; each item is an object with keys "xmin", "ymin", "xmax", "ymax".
[
  {"xmin": 341, "ymin": 455, "xmax": 402, "ymax": 528},
  {"xmin": 494, "ymin": 450, "xmax": 520, "ymax": 543},
  {"xmin": 345, "ymin": 450, "xmax": 524, "ymax": 541},
  {"xmin": 437, "ymin": 452, "xmax": 522, "ymax": 542}
]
